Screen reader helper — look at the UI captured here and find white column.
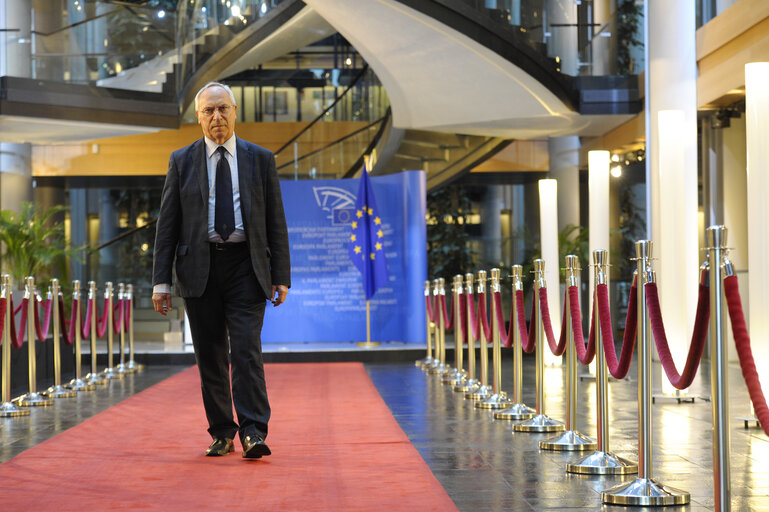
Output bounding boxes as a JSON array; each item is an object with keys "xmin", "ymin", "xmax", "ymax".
[
  {"xmin": 548, "ymin": 136, "xmax": 581, "ymax": 232},
  {"xmin": 539, "ymin": 179, "xmax": 560, "ymax": 367},
  {"xmin": 745, "ymin": 62, "xmax": 769, "ymax": 393},
  {"xmin": 645, "ymin": 1, "xmax": 698, "ymax": 393},
  {"xmin": 588, "ymin": 151, "xmax": 610, "ymax": 376},
  {"xmin": 545, "ymin": 0, "xmax": 578, "ymax": 75},
  {"xmin": 0, "ymin": 0, "xmax": 31, "ymax": 78}
]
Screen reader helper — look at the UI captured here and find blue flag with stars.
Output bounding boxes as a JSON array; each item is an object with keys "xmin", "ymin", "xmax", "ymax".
[{"xmin": 349, "ymin": 168, "xmax": 388, "ymax": 300}]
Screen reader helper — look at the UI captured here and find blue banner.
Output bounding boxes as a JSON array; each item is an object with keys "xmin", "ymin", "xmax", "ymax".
[{"xmin": 261, "ymin": 171, "xmax": 427, "ymax": 345}]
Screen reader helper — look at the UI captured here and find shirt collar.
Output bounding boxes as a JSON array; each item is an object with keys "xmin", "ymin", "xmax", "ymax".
[{"xmin": 204, "ymin": 134, "xmax": 236, "ymax": 159}]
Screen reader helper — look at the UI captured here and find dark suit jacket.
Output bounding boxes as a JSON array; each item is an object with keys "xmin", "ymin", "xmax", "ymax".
[{"xmin": 152, "ymin": 136, "xmax": 290, "ymax": 298}]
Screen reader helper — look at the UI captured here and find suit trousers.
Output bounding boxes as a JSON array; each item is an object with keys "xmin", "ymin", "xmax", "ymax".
[{"xmin": 184, "ymin": 242, "xmax": 270, "ymax": 443}]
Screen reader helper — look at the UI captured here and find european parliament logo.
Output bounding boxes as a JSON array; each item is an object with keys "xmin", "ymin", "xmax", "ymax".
[{"xmin": 332, "ymin": 208, "xmax": 356, "ymax": 225}]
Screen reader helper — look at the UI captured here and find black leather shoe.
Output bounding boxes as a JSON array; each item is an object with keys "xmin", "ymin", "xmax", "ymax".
[
  {"xmin": 242, "ymin": 435, "xmax": 271, "ymax": 459},
  {"xmin": 206, "ymin": 437, "xmax": 234, "ymax": 456}
]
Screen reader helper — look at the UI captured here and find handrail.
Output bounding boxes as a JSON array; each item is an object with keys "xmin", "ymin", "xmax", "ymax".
[
  {"xmin": 342, "ymin": 108, "xmax": 391, "ymax": 178},
  {"xmin": 276, "ymin": 115, "xmax": 386, "ymax": 172},
  {"xmin": 93, "ymin": 219, "xmax": 157, "ymax": 251},
  {"xmin": 274, "ymin": 64, "xmax": 371, "ymax": 155}
]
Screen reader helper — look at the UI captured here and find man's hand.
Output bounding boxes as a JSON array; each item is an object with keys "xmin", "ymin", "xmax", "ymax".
[
  {"xmin": 152, "ymin": 293, "xmax": 172, "ymax": 316},
  {"xmin": 270, "ymin": 285, "xmax": 288, "ymax": 307}
]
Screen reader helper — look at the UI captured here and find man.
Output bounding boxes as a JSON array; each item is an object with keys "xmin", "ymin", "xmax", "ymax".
[{"xmin": 152, "ymin": 82, "xmax": 290, "ymax": 459}]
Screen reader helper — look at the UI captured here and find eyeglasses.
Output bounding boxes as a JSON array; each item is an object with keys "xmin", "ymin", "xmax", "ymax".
[{"xmin": 199, "ymin": 105, "xmax": 234, "ymax": 117}]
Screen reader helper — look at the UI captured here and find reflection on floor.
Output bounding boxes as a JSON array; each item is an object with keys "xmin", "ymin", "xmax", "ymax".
[{"xmin": 1, "ymin": 355, "xmax": 768, "ymax": 511}]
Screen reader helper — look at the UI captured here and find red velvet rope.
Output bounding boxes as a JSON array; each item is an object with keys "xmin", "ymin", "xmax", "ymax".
[
  {"xmin": 467, "ymin": 291, "xmax": 480, "ymax": 341},
  {"xmin": 538, "ymin": 287, "xmax": 568, "ymax": 356},
  {"xmin": 81, "ymin": 297, "xmax": 93, "ymax": 339},
  {"xmin": 0, "ymin": 297, "xmax": 5, "ymax": 345},
  {"xmin": 10, "ymin": 296, "xmax": 28, "ymax": 349},
  {"xmin": 568, "ymin": 286, "xmax": 596, "ymax": 365},
  {"xmin": 723, "ymin": 276, "xmax": 769, "ymax": 437},
  {"xmin": 440, "ymin": 294, "xmax": 455, "ymax": 330},
  {"xmin": 477, "ymin": 292, "xmax": 492, "ymax": 342},
  {"xmin": 493, "ymin": 292, "xmax": 514, "ymax": 348},
  {"xmin": 13, "ymin": 300, "xmax": 23, "ymax": 315},
  {"xmin": 33, "ymin": 299, "xmax": 53, "ymax": 342},
  {"xmin": 596, "ymin": 279, "xmax": 638, "ymax": 379},
  {"xmin": 59, "ymin": 296, "xmax": 78, "ymax": 346},
  {"xmin": 113, "ymin": 299, "xmax": 125, "ymax": 334},
  {"xmin": 644, "ymin": 279, "xmax": 710, "ymax": 390},
  {"xmin": 96, "ymin": 297, "xmax": 110, "ymax": 338},
  {"xmin": 425, "ymin": 294, "xmax": 434, "ymax": 323},
  {"xmin": 514, "ymin": 289, "xmax": 536, "ymax": 353}
]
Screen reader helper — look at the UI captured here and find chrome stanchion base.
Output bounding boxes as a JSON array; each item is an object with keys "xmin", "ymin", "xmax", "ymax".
[
  {"xmin": 0, "ymin": 401, "xmax": 30, "ymax": 417},
  {"xmin": 416, "ymin": 356, "xmax": 434, "ymax": 368},
  {"xmin": 453, "ymin": 377, "xmax": 478, "ymax": 393},
  {"xmin": 566, "ymin": 451, "xmax": 638, "ymax": 475},
  {"xmin": 475, "ymin": 392, "xmax": 510, "ymax": 410},
  {"xmin": 539, "ymin": 430, "xmax": 596, "ymax": 451},
  {"xmin": 601, "ymin": 477, "xmax": 690, "ymax": 506},
  {"xmin": 103, "ymin": 367, "xmax": 125, "ymax": 380},
  {"xmin": 85, "ymin": 372, "xmax": 108, "ymax": 386},
  {"xmin": 493, "ymin": 402, "xmax": 535, "ymax": 420},
  {"xmin": 15, "ymin": 392, "xmax": 54, "ymax": 407},
  {"xmin": 45, "ymin": 385, "xmax": 77, "ymax": 399},
  {"xmin": 652, "ymin": 389, "xmax": 696, "ymax": 404},
  {"xmin": 426, "ymin": 363, "xmax": 449, "ymax": 375},
  {"xmin": 126, "ymin": 360, "xmax": 144, "ymax": 372},
  {"xmin": 513, "ymin": 414, "xmax": 565, "ymax": 433},
  {"xmin": 66, "ymin": 378, "xmax": 96, "ymax": 392},
  {"xmin": 465, "ymin": 384, "xmax": 492, "ymax": 401},
  {"xmin": 441, "ymin": 368, "xmax": 464, "ymax": 384}
]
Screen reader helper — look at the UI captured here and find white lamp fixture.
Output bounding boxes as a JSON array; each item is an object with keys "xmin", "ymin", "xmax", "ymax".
[{"xmin": 539, "ymin": 179, "xmax": 561, "ymax": 367}]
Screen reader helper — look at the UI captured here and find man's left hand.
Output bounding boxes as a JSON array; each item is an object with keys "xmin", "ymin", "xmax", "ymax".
[{"xmin": 271, "ymin": 285, "xmax": 288, "ymax": 307}]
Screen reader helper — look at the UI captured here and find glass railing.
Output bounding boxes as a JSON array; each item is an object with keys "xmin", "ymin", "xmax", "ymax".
[
  {"xmin": 273, "ymin": 65, "xmax": 390, "ymax": 180},
  {"xmin": 1, "ymin": 2, "xmax": 177, "ymax": 85},
  {"xmin": 457, "ymin": 0, "xmax": 644, "ymax": 75}
]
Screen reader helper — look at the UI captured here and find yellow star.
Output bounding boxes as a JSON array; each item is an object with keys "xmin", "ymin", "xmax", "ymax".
[
  {"xmin": 350, "ymin": 234, "xmax": 356, "ymax": 242},
  {"xmin": 356, "ymin": 210, "xmax": 363, "ymax": 218},
  {"xmin": 370, "ymin": 252, "xmax": 375, "ymax": 260},
  {"xmin": 375, "ymin": 242, "xmax": 382, "ymax": 250},
  {"xmin": 374, "ymin": 217, "xmax": 381, "ymax": 225},
  {"xmin": 367, "ymin": 207, "xmax": 373, "ymax": 215},
  {"xmin": 354, "ymin": 246, "xmax": 361, "ymax": 254},
  {"xmin": 377, "ymin": 229, "xmax": 384, "ymax": 238},
  {"xmin": 352, "ymin": 221, "xmax": 358, "ymax": 229}
]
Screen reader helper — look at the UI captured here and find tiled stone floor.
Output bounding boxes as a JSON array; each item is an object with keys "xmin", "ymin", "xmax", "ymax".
[
  {"xmin": 1, "ymin": 355, "xmax": 768, "ymax": 511},
  {"xmin": 367, "ymin": 355, "xmax": 769, "ymax": 511}
]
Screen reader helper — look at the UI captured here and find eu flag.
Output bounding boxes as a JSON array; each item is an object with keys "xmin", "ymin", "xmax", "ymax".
[{"xmin": 349, "ymin": 169, "xmax": 388, "ymax": 299}]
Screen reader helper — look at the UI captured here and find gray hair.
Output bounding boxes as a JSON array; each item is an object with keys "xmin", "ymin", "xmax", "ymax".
[{"xmin": 194, "ymin": 82, "xmax": 237, "ymax": 111}]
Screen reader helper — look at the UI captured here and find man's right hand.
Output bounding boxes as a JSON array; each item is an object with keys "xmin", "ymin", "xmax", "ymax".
[{"xmin": 152, "ymin": 293, "xmax": 172, "ymax": 316}]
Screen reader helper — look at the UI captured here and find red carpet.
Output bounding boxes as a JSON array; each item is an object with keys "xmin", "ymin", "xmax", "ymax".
[{"xmin": 0, "ymin": 363, "xmax": 457, "ymax": 511}]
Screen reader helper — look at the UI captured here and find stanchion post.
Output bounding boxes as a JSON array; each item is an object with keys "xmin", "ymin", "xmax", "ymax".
[
  {"xmin": 466, "ymin": 270, "xmax": 491, "ymax": 400},
  {"xmin": 438, "ymin": 277, "xmax": 450, "ymax": 375},
  {"xmin": 116, "ymin": 283, "xmax": 128, "ymax": 374},
  {"xmin": 494, "ymin": 265, "xmax": 535, "ymax": 421},
  {"xmin": 455, "ymin": 273, "xmax": 477, "ymax": 393},
  {"xmin": 477, "ymin": 268, "xmax": 510, "ymax": 409},
  {"xmin": 17, "ymin": 277, "xmax": 53, "ymax": 406},
  {"xmin": 85, "ymin": 281, "xmax": 107, "ymax": 386},
  {"xmin": 602, "ymin": 241, "xmax": 689, "ymax": 505},
  {"xmin": 514, "ymin": 259, "xmax": 564, "ymax": 433},
  {"xmin": 0, "ymin": 275, "xmax": 29, "ymax": 416},
  {"xmin": 443, "ymin": 275, "xmax": 467, "ymax": 386},
  {"xmin": 46, "ymin": 279, "xmax": 76, "ymax": 399},
  {"xmin": 125, "ymin": 284, "xmax": 143, "ymax": 372},
  {"xmin": 103, "ymin": 282, "xmax": 123, "ymax": 380},
  {"xmin": 540, "ymin": 255, "xmax": 596, "ymax": 450},
  {"xmin": 567, "ymin": 250, "xmax": 637, "ymax": 474},
  {"xmin": 707, "ymin": 225, "xmax": 731, "ymax": 512},
  {"xmin": 417, "ymin": 280, "xmax": 434, "ymax": 368},
  {"xmin": 427, "ymin": 279, "xmax": 445, "ymax": 375},
  {"xmin": 67, "ymin": 280, "xmax": 95, "ymax": 391}
]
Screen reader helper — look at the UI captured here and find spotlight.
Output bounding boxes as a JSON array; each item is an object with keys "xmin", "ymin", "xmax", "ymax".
[
  {"xmin": 611, "ymin": 154, "xmax": 620, "ymax": 162},
  {"xmin": 157, "ymin": 9, "xmax": 165, "ymax": 18},
  {"xmin": 610, "ymin": 165, "xmax": 622, "ymax": 178}
]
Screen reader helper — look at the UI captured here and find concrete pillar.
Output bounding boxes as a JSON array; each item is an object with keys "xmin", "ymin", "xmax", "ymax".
[
  {"xmin": 481, "ymin": 186, "xmax": 503, "ymax": 266},
  {"xmin": 0, "ymin": 143, "xmax": 33, "ymax": 211},
  {"xmin": 97, "ymin": 190, "xmax": 119, "ymax": 284},
  {"xmin": 645, "ymin": 0, "xmax": 698, "ymax": 385},
  {"xmin": 548, "ymin": 136, "xmax": 581, "ymax": 233},
  {"xmin": 591, "ymin": 0, "xmax": 614, "ymax": 75},
  {"xmin": 69, "ymin": 189, "xmax": 87, "ymax": 283},
  {"xmin": 546, "ymin": 0, "xmax": 579, "ymax": 75},
  {"xmin": 0, "ymin": 0, "xmax": 31, "ymax": 77}
]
